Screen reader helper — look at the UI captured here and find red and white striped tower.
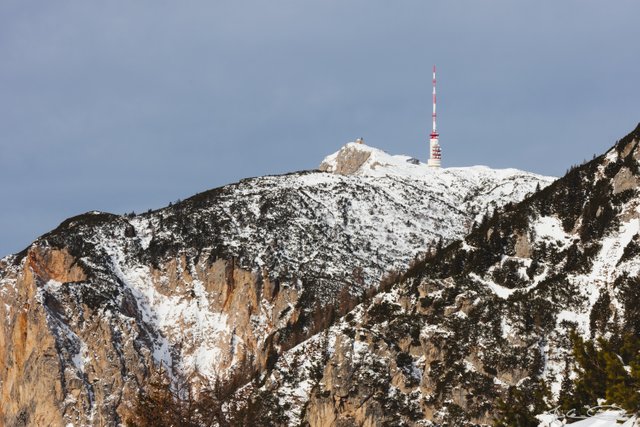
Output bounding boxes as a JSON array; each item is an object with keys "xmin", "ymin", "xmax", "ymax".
[{"xmin": 427, "ymin": 65, "xmax": 442, "ymax": 168}]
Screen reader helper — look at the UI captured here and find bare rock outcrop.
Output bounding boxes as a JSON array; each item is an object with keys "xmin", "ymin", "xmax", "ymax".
[
  {"xmin": 319, "ymin": 143, "xmax": 373, "ymax": 175},
  {"xmin": 612, "ymin": 166, "xmax": 640, "ymax": 194}
]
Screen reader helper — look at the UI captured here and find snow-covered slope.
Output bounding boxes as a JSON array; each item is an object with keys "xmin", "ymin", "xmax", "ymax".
[
  {"xmin": 248, "ymin": 125, "xmax": 640, "ymax": 426},
  {"xmin": 0, "ymin": 141, "xmax": 553, "ymax": 425}
]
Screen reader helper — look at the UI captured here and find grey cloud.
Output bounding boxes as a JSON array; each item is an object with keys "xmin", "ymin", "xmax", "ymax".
[{"xmin": 1, "ymin": 0, "xmax": 639, "ymax": 255}]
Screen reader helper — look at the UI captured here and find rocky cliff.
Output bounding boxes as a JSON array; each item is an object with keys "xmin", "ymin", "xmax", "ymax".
[{"xmin": 0, "ymin": 142, "xmax": 552, "ymax": 425}]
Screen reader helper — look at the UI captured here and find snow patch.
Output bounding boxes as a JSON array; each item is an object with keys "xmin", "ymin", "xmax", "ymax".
[
  {"xmin": 470, "ymin": 272, "xmax": 536, "ymax": 299},
  {"xmin": 129, "ymin": 217, "xmax": 154, "ymax": 250},
  {"xmin": 532, "ymin": 216, "xmax": 573, "ymax": 249}
]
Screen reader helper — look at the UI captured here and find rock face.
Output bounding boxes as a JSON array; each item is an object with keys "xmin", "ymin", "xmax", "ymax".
[
  {"xmin": 319, "ymin": 142, "xmax": 373, "ymax": 175},
  {"xmin": 0, "ymin": 142, "xmax": 553, "ymax": 425},
  {"xmin": 0, "ymin": 250, "xmax": 66, "ymax": 426},
  {"xmin": 252, "ymin": 124, "xmax": 640, "ymax": 426}
]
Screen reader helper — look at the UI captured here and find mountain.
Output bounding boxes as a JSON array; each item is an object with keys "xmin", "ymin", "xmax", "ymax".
[
  {"xmin": 0, "ymin": 142, "xmax": 552, "ymax": 425},
  {"xmin": 249, "ymin": 124, "xmax": 640, "ymax": 426}
]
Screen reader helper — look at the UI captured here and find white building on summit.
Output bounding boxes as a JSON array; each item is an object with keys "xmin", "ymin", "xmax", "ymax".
[{"xmin": 427, "ymin": 65, "xmax": 442, "ymax": 168}]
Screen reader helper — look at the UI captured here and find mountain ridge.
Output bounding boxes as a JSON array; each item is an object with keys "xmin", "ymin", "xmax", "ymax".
[
  {"xmin": 0, "ymin": 141, "xmax": 553, "ymax": 425},
  {"xmin": 247, "ymin": 124, "xmax": 640, "ymax": 426}
]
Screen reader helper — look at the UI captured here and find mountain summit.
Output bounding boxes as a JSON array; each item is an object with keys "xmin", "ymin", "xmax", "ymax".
[
  {"xmin": 320, "ymin": 141, "xmax": 529, "ymax": 180},
  {"xmin": 0, "ymin": 141, "xmax": 553, "ymax": 425},
  {"xmin": 319, "ymin": 141, "xmax": 424, "ymax": 176}
]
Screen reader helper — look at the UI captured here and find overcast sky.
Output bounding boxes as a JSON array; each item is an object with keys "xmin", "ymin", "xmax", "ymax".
[{"xmin": 1, "ymin": 1, "xmax": 639, "ymax": 257}]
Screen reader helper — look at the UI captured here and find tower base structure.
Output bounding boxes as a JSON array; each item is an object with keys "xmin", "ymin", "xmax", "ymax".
[{"xmin": 428, "ymin": 136, "xmax": 441, "ymax": 168}]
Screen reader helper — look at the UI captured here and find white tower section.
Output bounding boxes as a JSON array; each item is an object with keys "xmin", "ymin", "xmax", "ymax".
[{"xmin": 427, "ymin": 65, "xmax": 442, "ymax": 168}]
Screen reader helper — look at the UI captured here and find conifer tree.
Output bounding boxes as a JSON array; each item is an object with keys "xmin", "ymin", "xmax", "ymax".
[
  {"xmin": 494, "ymin": 379, "xmax": 550, "ymax": 427},
  {"xmin": 568, "ymin": 332, "xmax": 640, "ymax": 414}
]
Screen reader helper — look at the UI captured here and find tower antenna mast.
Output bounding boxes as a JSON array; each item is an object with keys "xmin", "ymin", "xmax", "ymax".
[
  {"xmin": 432, "ymin": 65, "xmax": 438, "ymax": 137},
  {"xmin": 427, "ymin": 65, "xmax": 442, "ymax": 168}
]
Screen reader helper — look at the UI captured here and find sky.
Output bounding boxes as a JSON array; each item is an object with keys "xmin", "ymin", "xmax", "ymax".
[{"xmin": 1, "ymin": 1, "xmax": 639, "ymax": 257}]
